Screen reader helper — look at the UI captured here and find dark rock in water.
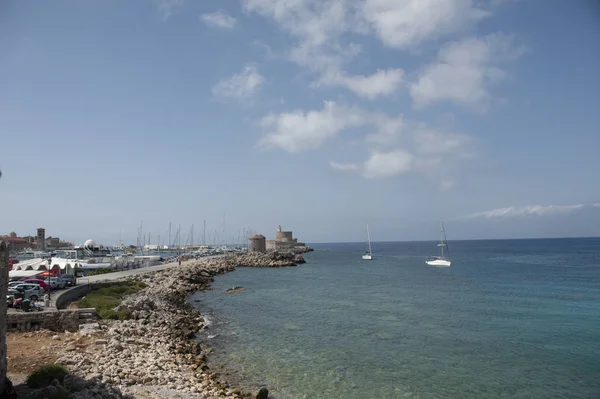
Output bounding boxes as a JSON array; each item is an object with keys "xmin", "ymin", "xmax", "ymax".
[
  {"xmin": 225, "ymin": 286, "xmax": 245, "ymax": 293},
  {"xmin": 255, "ymin": 386, "xmax": 269, "ymax": 399}
]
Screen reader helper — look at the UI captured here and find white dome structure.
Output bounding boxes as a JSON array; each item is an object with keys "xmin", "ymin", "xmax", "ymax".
[{"xmin": 84, "ymin": 239, "xmax": 96, "ymax": 248}]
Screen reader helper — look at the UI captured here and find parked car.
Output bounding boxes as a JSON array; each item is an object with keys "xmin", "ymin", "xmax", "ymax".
[
  {"xmin": 8, "ymin": 281, "xmax": 23, "ymax": 289},
  {"xmin": 10, "ymin": 284, "xmax": 44, "ymax": 301},
  {"xmin": 48, "ymin": 277, "xmax": 66, "ymax": 290},
  {"xmin": 58, "ymin": 274, "xmax": 77, "ymax": 287},
  {"xmin": 22, "ymin": 278, "xmax": 49, "ymax": 291}
]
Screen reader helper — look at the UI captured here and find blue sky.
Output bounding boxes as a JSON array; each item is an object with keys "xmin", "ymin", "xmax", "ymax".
[{"xmin": 1, "ymin": 0, "xmax": 599, "ymax": 245}]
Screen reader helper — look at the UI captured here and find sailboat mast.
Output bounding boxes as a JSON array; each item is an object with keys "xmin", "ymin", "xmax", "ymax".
[
  {"xmin": 440, "ymin": 218, "xmax": 445, "ymax": 258},
  {"xmin": 367, "ymin": 224, "xmax": 372, "ymax": 255}
]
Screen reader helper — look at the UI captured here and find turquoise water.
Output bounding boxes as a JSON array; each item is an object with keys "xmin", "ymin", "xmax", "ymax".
[{"xmin": 191, "ymin": 238, "xmax": 600, "ymax": 399}]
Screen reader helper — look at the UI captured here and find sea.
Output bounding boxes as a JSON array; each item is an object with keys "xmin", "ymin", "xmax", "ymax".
[{"xmin": 190, "ymin": 238, "xmax": 600, "ymax": 399}]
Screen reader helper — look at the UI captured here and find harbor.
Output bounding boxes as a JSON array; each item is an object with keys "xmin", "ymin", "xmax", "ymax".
[{"xmin": 4, "ymin": 223, "xmax": 280, "ymax": 280}]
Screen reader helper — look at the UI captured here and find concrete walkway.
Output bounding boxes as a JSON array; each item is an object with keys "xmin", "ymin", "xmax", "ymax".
[{"xmin": 75, "ymin": 258, "xmax": 196, "ymax": 284}]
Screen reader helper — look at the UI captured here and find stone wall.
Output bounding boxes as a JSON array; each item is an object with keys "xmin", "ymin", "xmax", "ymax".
[
  {"xmin": 275, "ymin": 231, "xmax": 294, "ymax": 242},
  {"xmin": 6, "ymin": 309, "xmax": 98, "ymax": 332},
  {"xmin": 55, "ymin": 284, "xmax": 94, "ymax": 310},
  {"xmin": 266, "ymin": 240, "xmax": 301, "ymax": 251},
  {"xmin": 55, "ymin": 281, "xmax": 133, "ymax": 310},
  {"xmin": 1, "ymin": 241, "xmax": 8, "ymax": 393}
]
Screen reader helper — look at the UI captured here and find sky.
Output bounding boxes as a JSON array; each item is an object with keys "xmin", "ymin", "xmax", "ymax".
[{"xmin": 1, "ymin": 0, "xmax": 600, "ymax": 245}]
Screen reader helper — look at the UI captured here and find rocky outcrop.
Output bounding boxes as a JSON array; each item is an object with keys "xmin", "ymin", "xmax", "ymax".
[
  {"xmin": 230, "ymin": 251, "xmax": 303, "ymax": 268},
  {"xmin": 288, "ymin": 246, "xmax": 314, "ymax": 254},
  {"xmin": 28, "ymin": 374, "xmax": 129, "ymax": 399},
  {"xmin": 254, "ymin": 386, "xmax": 269, "ymax": 399}
]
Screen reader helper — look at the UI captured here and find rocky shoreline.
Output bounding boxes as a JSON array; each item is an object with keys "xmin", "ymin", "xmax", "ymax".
[{"xmin": 46, "ymin": 251, "xmax": 311, "ymax": 398}]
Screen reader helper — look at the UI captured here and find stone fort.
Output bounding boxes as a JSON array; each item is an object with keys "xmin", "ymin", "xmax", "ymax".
[
  {"xmin": 267, "ymin": 225, "xmax": 305, "ymax": 251},
  {"xmin": 249, "ymin": 225, "xmax": 306, "ymax": 252}
]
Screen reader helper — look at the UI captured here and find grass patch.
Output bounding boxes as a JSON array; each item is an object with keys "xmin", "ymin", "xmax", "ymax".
[
  {"xmin": 75, "ymin": 281, "xmax": 147, "ymax": 319},
  {"xmin": 26, "ymin": 364, "xmax": 69, "ymax": 388},
  {"xmin": 87, "ymin": 268, "xmax": 115, "ymax": 276}
]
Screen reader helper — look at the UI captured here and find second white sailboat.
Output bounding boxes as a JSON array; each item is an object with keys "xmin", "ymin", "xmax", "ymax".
[
  {"xmin": 362, "ymin": 224, "xmax": 373, "ymax": 260},
  {"xmin": 426, "ymin": 218, "xmax": 451, "ymax": 267}
]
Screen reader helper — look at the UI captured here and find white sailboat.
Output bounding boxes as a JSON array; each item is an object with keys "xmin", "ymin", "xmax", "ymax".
[
  {"xmin": 362, "ymin": 224, "xmax": 373, "ymax": 260},
  {"xmin": 426, "ymin": 218, "xmax": 451, "ymax": 267}
]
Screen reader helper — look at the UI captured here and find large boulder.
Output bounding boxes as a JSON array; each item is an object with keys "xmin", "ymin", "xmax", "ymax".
[{"xmin": 254, "ymin": 386, "xmax": 269, "ymax": 399}]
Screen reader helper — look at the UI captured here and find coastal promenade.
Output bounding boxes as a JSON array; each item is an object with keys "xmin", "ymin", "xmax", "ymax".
[{"xmin": 75, "ymin": 258, "xmax": 198, "ymax": 284}]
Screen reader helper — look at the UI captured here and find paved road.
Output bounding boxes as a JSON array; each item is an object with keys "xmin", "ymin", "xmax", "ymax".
[{"xmin": 75, "ymin": 258, "xmax": 198, "ymax": 284}]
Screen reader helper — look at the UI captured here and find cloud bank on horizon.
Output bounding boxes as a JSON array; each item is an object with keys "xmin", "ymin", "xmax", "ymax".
[{"xmin": 463, "ymin": 203, "xmax": 592, "ymax": 219}]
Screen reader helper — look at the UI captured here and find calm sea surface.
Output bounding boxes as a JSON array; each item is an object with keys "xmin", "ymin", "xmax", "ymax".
[{"xmin": 191, "ymin": 238, "xmax": 600, "ymax": 399}]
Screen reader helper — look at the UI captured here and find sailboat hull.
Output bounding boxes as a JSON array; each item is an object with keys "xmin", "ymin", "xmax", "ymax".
[
  {"xmin": 362, "ymin": 254, "xmax": 373, "ymax": 260},
  {"xmin": 426, "ymin": 259, "xmax": 451, "ymax": 267}
]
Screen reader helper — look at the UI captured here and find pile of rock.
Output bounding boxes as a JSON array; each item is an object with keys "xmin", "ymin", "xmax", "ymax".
[
  {"xmin": 29, "ymin": 374, "xmax": 130, "ymax": 399},
  {"xmin": 287, "ymin": 246, "xmax": 314, "ymax": 254},
  {"xmin": 228, "ymin": 251, "xmax": 304, "ymax": 268},
  {"xmin": 55, "ymin": 259, "xmax": 258, "ymax": 398}
]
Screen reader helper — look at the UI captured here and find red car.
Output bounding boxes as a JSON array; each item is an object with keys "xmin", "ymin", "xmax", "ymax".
[{"xmin": 22, "ymin": 278, "xmax": 50, "ymax": 291}]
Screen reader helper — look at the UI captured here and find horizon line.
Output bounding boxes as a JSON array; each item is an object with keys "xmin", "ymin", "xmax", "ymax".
[{"xmin": 307, "ymin": 235, "xmax": 600, "ymax": 245}]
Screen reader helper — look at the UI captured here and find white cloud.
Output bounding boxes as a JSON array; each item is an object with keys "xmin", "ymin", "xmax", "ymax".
[
  {"xmin": 410, "ymin": 33, "xmax": 524, "ymax": 108},
  {"xmin": 440, "ymin": 180, "xmax": 456, "ymax": 190},
  {"xmin": 244, "ymin": 0, "xmax": 517, "ymax": 102},
  {"xmin": 212, "ymin": 64, "xmax": 264, "ymax": 101},
  {"xmin": 243, "ymin": 0, "xmax": 405, "ymax": 99},
  {"xmin": 319, "ymin": 68, "xmax": 405, "ymax": 99},
  {"xmin": 467, "ymin": 204, "xmax": 585, "ymax": 219},
  {"xmin": 412, "ymin": 129, "xmax": 475, "ymax": 156},
  {"xmin": 201, "ymin": 10, "xmax": 236, "ymax": 29},
  {"xmin": 243, "ymin": 0, "xmax": 349, "ymax": 50},
  {"xmin": 365, "ymin": 114, "xmax": 405, "ymax": 145},
  {"xmin": 362, "ymin": 150, "xmax": 414, "ymax": 179},
  {"xmin": 157, "ymin": 0, "xmax": 185, "ymax": 20},
  {"xmin": 361, "ymin": 0, "xmax": 489, "ymax": 49},
  {"xmin": 258, "ymin": 101, "xmax": 367, "ymax": 153},
  {"xmin": 594, "ymin": 203, "xmax": 600, "ymax": 208},
  {"xmin": 329, "ymin": 161, "xmax": 360, "ymax": 172},
  {"xmin": 259, "ymin": 102, "xmax": 477, "ymax": 182}
]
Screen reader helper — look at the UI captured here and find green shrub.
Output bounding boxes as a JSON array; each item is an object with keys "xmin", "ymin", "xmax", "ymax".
[
  {"xmin": 75, "ymin": 282, "xmax": 147, "ymax": 319},
  {"xmin": 26, "ymin": 364, "xmax": 68, "ymax": 388},
  {"xmin": 87, "ymin": 268, "xmax": 114, "ymax": 276}
]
